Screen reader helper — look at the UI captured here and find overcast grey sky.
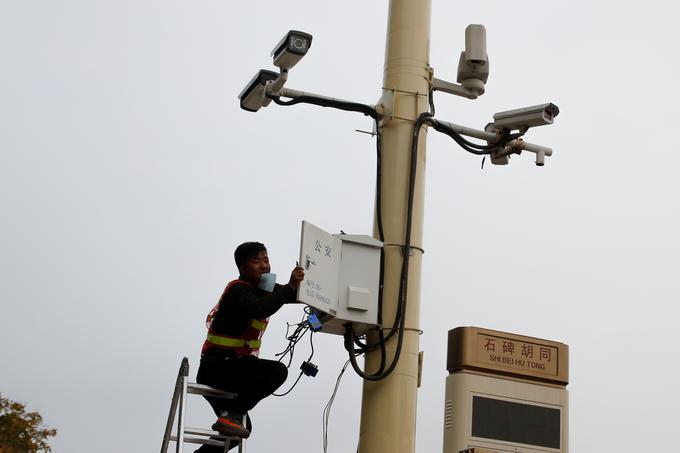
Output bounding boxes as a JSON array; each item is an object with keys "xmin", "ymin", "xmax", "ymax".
[{"xmin": 1, "ymin": 1, "xmax": 679, "ymax": 452}]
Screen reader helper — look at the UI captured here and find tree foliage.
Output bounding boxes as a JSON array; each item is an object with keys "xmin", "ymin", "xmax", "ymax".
[{"xmin": 0, "ymin": 394, "xmax": 56, "ymax": 453}]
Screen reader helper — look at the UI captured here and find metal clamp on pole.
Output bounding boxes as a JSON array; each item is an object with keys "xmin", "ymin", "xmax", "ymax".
[{"xmin": 436, "ymin": 119, "xmax": 554, "ymax": 166}]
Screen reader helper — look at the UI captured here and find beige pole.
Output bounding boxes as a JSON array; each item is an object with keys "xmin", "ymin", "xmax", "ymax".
[{"xmin": 358, "ymin": 1, "xmax": 431, "ymax": 453}]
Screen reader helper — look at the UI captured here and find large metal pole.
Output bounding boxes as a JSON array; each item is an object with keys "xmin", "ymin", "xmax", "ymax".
[{"xmin": 358, "ymin": 1, "xmax": 431, "ymax": 453}]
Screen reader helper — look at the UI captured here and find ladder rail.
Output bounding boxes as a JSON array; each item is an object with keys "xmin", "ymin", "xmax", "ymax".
[
  {"xmin": 161, "ymin": 357, "xmax": 244, "ymax": 453},
  {"xmin": 160, "ymin": 358, "xmax": 189, "ymax": 453},
  {"xmin": 176, "ymin": 375, "xmax": 188, "ymax": 453}
]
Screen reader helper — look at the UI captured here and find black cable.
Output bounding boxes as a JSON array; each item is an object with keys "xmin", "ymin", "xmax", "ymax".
[
  {"xmin": 273, "ymin": 370, "xmax": 304, "ymax": 397},
  {"xmin": 276, "ymin": 311, "xmax": 310, "ymax": 367},
  {"xmin": 273, "ymin": 331, "xmax": 316, "ymax": 397},
  {"xmin": 276, "ymin": 324, "xmax": 308, "ymax": 367},
  {"xmin": 375, "ymin": 117, "xmax": 385, "ymax": 244},
  {"xmin": 268, "ymin": 88, "xmax": 392, "ymax": 373},
  {"xmin": 430, "ymin": 119, "xmax": 525, "ymax": 155},
  {"xmin": 351, "ymin": 116, "xmax": 399, "ymax": 351},
  {"xmin": 428, "ymin": 88, "xmax": 435, "ymax": 116},
  {"xmin": 344, "ymin": 113, "xmax": 430, "ymax": 378},
  {"xmin": 373, "ymin": 117, "xmax": 387, "ymax": 359},
  {"xmin": 348, "ymin": 116, "xmax": 388, "ymax": 375},
  {"xmin": 269, "ymin": 94, "xmax": 379, "ymax": 119},
  {"xmin": 343, "ymin": 112, "xmax": 433, "ymax": 381}
]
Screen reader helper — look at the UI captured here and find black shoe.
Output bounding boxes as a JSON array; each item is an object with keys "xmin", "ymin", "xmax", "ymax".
[{"xmin": 212, "ymin": 413, "xmax": 250, "ymax": 438}]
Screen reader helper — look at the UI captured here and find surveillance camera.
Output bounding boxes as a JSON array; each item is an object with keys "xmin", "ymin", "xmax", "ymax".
[
  {"xmin": 464, "ymin": 24, "xmax": 487, "ymax": 65},
  {"xmin": 493, "ymin": 103, "xmax": 560, "ymax": 131},
  {"xmin": 457, "ymin": 24, "xmax": 489, "ymax": 95},
  {"xmin": 238, "ymin": 69, "xmax": 279, "ymax": 112},
  {"xmin": 271, "ymin": 30, "xmax": 313, "ymax": 71}
]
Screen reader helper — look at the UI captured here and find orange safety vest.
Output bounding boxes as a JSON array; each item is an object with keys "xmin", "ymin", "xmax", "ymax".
[{"xmin": 201, "ymin": 279, "xmax": 270, "ymax": 357}]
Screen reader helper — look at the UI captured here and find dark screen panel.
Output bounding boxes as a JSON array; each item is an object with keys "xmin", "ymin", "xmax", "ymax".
[{"xmin": 471, "ymin": 396, "xmax": 560, "ymax": 449}]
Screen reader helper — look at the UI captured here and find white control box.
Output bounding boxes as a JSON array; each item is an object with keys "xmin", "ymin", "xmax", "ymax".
[{"xmin": 298, "ymin": 221, "xmax": 382, "ymax": 335}]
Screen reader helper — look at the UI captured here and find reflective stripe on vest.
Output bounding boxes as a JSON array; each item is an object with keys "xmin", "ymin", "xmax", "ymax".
[{"xmin": 205, "ymin": 334, "xmax": 262, "ymax": 350}]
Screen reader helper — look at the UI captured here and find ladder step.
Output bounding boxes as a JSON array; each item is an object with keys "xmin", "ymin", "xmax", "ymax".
[
  {"xmin": 183, "ymin": 427, "xmax": 239, "ymax": 439},
  {"xmin": 170, "ymin": 435, "xmax": 226, "ymax": 447},
  {"xmin": 187, "ymin": 383, "xmax": 238, "ymax": 399},
  {"xmin": 169, "ymin": 435, "xmax": 235, "ymax": 447}
]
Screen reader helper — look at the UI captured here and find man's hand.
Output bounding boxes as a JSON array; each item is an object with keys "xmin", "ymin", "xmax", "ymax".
[{"xmin": 288, "ymin": 266, "xmax": 305, "ymax": 289}]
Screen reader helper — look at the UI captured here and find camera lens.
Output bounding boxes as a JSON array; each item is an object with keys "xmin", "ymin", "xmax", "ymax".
[{"xmin": 290, "ymin": 36, "xmax": 307, "ymax": 51}]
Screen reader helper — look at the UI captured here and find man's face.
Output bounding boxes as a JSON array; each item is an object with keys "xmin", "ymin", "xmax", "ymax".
[{"xmin": 239, "ymin": 250, "xmax": 271, "ymax": 285}]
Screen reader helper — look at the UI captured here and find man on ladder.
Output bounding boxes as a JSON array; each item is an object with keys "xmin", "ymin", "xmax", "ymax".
[{"xmin": 195, "ymin": 241, "xmax": 304, "ymax": 451}]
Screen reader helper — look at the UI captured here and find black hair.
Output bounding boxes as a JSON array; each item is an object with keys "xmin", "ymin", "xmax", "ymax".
[{"xmin": 234, "ymin": 242, "xmax": 267, "ymax": 269}]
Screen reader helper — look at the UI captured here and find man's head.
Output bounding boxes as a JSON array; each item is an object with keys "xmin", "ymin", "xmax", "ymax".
[{"xmin": 234, "ymin": 242, "xmax": 271, "ymax": 285}]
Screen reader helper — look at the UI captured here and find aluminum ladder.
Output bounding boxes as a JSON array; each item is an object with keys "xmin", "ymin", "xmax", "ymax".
[{"xmin": 161, "ymin": 357, "xmax": 245, "ymax": 453}]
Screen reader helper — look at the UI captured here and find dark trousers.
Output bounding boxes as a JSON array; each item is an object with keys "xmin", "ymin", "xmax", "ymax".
[
  {"xmin": 193, "ymin": 354, "xmax": 288, "ymax": 452},
  {"xmin": 196, "ymin": 354, "xmax": 288, "ymax": 415}
]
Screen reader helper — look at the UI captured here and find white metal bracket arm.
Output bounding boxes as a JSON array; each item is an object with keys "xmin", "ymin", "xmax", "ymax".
[
  {"xmin": 431, "ymin": 77, "xmax": 480, "ymax": 100},
  {"xmin": 436, "ymin": 120, "xmax": 554, "ymax": 166}
]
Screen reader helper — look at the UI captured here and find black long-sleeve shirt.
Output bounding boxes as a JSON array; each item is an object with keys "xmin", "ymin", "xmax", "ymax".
[{"xmin": 203, "ymin": 279, "xmax": 297, "ymax": 359}]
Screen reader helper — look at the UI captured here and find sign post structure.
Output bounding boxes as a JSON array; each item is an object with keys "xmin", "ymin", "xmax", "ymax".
[
  {"xmin": 358, "ymin": 2, "xmax": 432, "ymax": 453},
  {"xmin": 444, "ymin": 327, "xmax": 569, "ymax": 452}
]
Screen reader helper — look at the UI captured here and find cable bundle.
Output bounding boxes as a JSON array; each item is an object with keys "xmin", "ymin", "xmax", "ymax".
[{"xmin": 273, "ymin": 307, "xmax": 315, "ymax": 397}]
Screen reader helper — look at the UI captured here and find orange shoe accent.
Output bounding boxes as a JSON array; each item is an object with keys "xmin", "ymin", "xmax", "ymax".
[
  {"xmin": 217, "ymin": 417, "xmax": 239, "ymax": 426},
  {"xmin": 213, "ymin": 417, "xmax": 250, "ymax": 438}
]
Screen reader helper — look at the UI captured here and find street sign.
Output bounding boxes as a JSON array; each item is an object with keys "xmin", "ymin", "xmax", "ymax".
[
  {"xmin": 444, "ymin": 327, "xmax": 569, "ymax": 453},
  {"xmin": 297, "ymin": 221, "xmax": 342, "ymax": 315}
]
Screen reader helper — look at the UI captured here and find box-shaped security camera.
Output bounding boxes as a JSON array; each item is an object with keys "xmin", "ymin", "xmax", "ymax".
[
  {"xmin": 271, "ymin": 30, "xmax": 313, "ymax": 70},
  {"xmin": 238, "ymin": 69, "xmax": 279, "ymax": 112}
]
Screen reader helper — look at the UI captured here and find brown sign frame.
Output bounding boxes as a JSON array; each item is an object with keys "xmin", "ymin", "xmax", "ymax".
[{"xmin": 447, "ymin": 326, "xmax": 569, "ymax": 386}]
